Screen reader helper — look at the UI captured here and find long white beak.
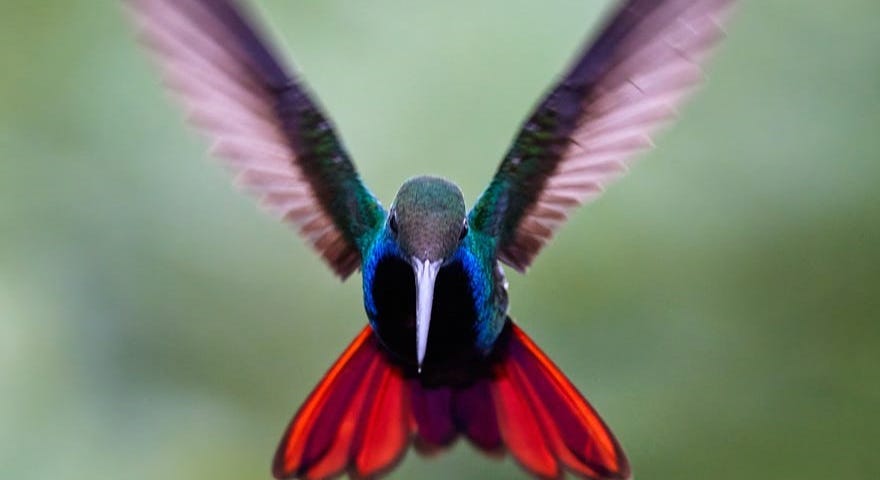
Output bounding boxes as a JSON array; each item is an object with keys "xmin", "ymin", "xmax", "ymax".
[{"xmin": 413, "ymin": 258, "xmax": 442, "ymax": 372}]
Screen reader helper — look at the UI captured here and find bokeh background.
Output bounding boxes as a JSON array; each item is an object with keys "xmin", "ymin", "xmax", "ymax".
[{"xmin": 2, "ymin": 1, "xmax": 879, "ymax": 479}]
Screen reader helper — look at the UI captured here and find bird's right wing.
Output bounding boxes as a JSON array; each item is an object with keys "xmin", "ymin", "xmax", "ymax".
[{"xmin": 129, "ymin": 0, "xmax": 385, "ymax": 278}]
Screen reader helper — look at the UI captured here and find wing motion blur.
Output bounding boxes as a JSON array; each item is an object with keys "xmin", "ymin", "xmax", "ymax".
[
  {"xmin": 470, "ymin": 0, "xmax": 735, "ymax": 271},
  {"xmin": 129, "ymin": 0, "xmax": 385, "ymax": 278}
]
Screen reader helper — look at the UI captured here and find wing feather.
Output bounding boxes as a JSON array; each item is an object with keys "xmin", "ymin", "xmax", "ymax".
[
  {"xmin": 129, "ymin": 0, "xmax": 384, "ymax": 278},
  {"xmin": 470, "ymin": 0, "xmax": 736, "ymax": 271}
]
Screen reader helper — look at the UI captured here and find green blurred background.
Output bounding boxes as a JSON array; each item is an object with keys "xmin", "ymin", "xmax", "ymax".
[{"xmin": 2, "ymin": 1, "xmax": 878, "ymax": 478}]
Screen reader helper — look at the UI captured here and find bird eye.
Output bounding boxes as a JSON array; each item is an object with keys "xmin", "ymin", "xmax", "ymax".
[
  {"xmin": 459, "ymin": 219, "xmax": 469, "ymax": 241},
  {"xmin": 389, "ymin": 212, "xmax": 399, "ymax": 234}
]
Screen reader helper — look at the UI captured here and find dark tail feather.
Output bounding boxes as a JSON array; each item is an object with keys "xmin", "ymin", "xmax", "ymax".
[
  {"xmin": 452, "ymin": 379, "xmax": 502, "ymax": 453},
  {"xmin": 411, "ymin": 385, "xmax": 456, "ymax": 448},
  {"xmin": 273, "ymin": 324, "xmax": 629, "ymax": 480}
]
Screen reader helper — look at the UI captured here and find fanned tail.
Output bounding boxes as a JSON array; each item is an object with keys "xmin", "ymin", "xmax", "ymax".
[{"xmin": 273, "ymin": 324, "xmax": 629, "ymax": 480}]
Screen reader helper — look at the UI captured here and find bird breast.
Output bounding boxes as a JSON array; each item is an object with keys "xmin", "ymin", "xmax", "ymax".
[{"xmin": 367, "ymin": 254, "xmax": 485, "ymax": 383}]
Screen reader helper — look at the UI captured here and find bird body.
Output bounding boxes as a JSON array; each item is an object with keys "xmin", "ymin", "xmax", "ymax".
[
  {"xmin": 128, "ymin": 0, "xmax": 736, "ymax": 478},
  {"xmin": 363, "ymin": 177, "xmax": 508, "ymax": 380}
]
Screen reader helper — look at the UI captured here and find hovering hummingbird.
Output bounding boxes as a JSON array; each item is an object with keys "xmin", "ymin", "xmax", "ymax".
[{"xmin": 129, "ymin": 0, "xmax": 735, "ymax": 478}]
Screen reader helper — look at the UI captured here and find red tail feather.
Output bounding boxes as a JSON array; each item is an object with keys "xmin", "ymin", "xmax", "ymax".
[
  {"xmin": 501, "ymin": 326, "xmax": 629, "ymax": 479},
  {"xmin": 273, "ymin": 324, "xmax": 629, "ymax": 480}
]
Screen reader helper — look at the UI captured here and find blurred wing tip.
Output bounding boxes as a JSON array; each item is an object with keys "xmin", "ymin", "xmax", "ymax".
[
  {"xmin": 122, "ymin": 0, "xmax": 149, "ymax": 19},
  {"xmin": 505, "ymin": 259, "xmax": 529, "ymax": 273},
  {"xmin": 329, "ymin": 261, "xmax": 358, "ymax": 280}
]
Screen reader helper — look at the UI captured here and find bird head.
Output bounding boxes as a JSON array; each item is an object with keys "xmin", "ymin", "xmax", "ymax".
[{"xmin": 388, "ymin": 176, "xmax": 469, "ymax": 371}]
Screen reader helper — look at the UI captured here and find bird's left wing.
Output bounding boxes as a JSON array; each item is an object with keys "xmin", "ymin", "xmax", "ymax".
[
  {"xmin": 129, "ymin": 0, "xmax": 385, "ymax": 278},
  {"xmin": 469, "ymin": 0, "xmax": 735, "ymax": 271}
]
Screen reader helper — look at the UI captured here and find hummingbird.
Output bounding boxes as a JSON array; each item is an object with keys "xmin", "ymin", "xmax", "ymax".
[{"xmin": 128, "ymin": 0, "xmax": 735, "ymax": 478}]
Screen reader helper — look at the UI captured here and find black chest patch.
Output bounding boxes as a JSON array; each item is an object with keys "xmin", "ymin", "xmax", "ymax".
[{"xmin": 370, "ymin": 256, "xmax": 483, "ymax": 384}]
